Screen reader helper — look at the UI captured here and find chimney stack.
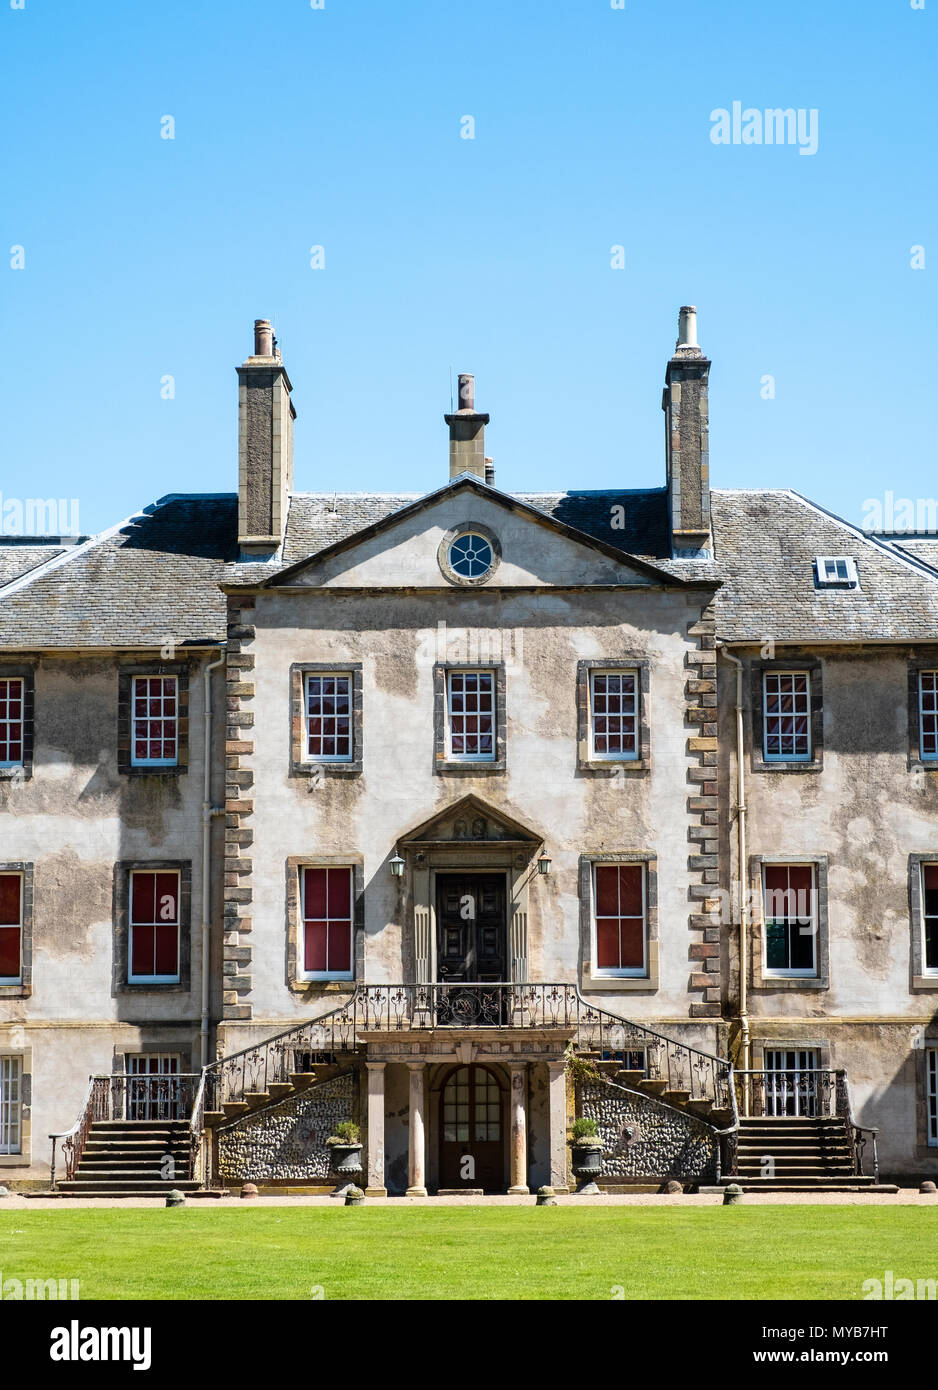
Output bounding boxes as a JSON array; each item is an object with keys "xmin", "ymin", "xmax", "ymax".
[
  {"xmin": 237, "ymin": 318, "xmax": 295, "ymax": 558},
  {"xmin": 662, "ymin": 305, "xmax": 711, "ymax": 556},
  {"xmin": 444, "ymin": 373, "xmax": 489, "ymax": 480}
]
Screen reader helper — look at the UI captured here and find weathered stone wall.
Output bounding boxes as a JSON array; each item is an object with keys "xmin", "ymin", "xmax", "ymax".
[
  {"xmin": 0, "ymin": 651, "xmax": 225, "ymax": 1178},
  {"xmin": 218, "ymin": 567, "xmax": 721, "ymax": 1045},
  {"xmin": 718, "ymin": 646, "xmax": 938, "ymax": 1176},
  {"xmin": 217, "ymin": 1071, "xmax": 358, "ymax": 1183},
  {"xmin": 580, "ymin": 1079, "xmax": 718, "ymax": 1183}
]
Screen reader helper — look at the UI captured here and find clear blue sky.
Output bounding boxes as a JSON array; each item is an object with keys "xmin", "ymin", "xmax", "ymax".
[{"xmin": 1, "ymin": 0, "xmax": 935, "ymax": 536}]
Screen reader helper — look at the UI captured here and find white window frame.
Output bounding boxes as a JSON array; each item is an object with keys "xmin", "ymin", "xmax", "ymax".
[
  {"xmin": 0, "ymin": 1056, "xmax": 21, "ymax": 1155},
  {"xmin": 446, "ymin": 669, "xmax": 497, "ymax": 763},
  {"xmin": 589, "ymin": 668, "xmax": 639, "ymax": 762},
  {"xmin": 303, "ymin": 671, "xmax": 354, "ymax": 765},
  {"xmin": 0, "ymin": 871, "xmax": 23, "ymax": 985},
  {"xmin": 762, "ymin": 861, "xmax": 818, "ymax": 978},
  {"xmin": 920, "ymin": 862, "xmax": 938, "ymax": 976},
  {"xmin": 919, "ymin": 672, "xmax": 938, "ymax": 761},
  {"xmin": 131, "ymin": 675, "xmax": 179, "ymax": 768},
  {"xmin": 0, "ymin": 677, "xmax": 24, "ymax": 769},
  {"xmin": 128, "ymin": 868, "xmax": 181, "ymax": 985},
  {"xmin": 299, "ymin": 865, "xmax": 355, "ymax": 983},
  {"xmin": 927, "ymin": 1049, "xmax": 938, "ymax": 1147},
  {"xmin": 763, "ymin": 670, "xmax": 812, "ymax": 763},
  {"xmin": 814, "ymin": 555, "xmax": 858, "ymax": 588},
  {"xmin": 591, "ymin": 861, "xmax": 647, "ymax": 978}
]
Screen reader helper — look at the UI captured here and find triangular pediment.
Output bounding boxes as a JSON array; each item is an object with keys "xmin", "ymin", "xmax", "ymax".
[
  {"xmin": 259, "ymin": 477, "xmax": 691, "ymax": 591},
  {"xmin": 400, "ymin": 794, "xmax": 544, "ymax": 848}
]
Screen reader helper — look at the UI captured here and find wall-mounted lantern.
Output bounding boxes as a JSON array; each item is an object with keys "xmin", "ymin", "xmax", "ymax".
[
  {"xmin": 389, "ymin": 853, "xmax": 406, "ymax": 879},
  {"xmin": 536, "ymin": 853, "xmax": 552, "ymax": 877}
]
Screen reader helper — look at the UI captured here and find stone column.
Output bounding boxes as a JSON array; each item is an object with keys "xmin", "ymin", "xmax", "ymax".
[
  {"xmin": 507, "ymin": 1061, "xmax": 529, "ymax": 1194},
  {"xmin": 365, "ymin": 1062, "xmax": 387, "ymax": 1197},
  {"xmin": 406, "ymin": 1062, "xmax": 428, "ymax": 1196},
  {"xmin": 547, "ymin": 1059, "xmax": 569, "ymax": 1191}
]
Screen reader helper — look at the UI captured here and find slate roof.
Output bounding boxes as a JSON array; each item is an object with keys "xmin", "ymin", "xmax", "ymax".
[
  {"xmin": 0, "ymin": 544, "xmax": 67, "ymax": 587},
  {"xmin": 3, "ymin": 484, "xmax": 938, "ymax": 649},
  {"xmin": 876, "ymin": 537, "xmax": 938, "ymax": 574},
  {"xmin": 702, "ymin": 492, "xmax": 938, "ymax": 643},
  {"xmin": 0, "ymin": 497, "xmax": 238, "ymax": 648}
]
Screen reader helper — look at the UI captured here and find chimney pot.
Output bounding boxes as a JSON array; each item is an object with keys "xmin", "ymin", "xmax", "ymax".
[
  {"xmin": 457, "ymin": 373, "xmax": 475, "ymax": 411},
  {"xmin": 484, "ymin": 457, "xmax": 495, "ymax": 486},
  {"xmin": 254, "ymin": 319, "xmax": 273, "ymax": 357},
  {"xmin": 677, "ymin": 306, "xmax": 698, "ymax": 350}
]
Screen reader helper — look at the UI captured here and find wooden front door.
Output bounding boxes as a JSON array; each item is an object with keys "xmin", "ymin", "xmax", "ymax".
[
  {"xmin": 435, "ymin": 874, "xmax": 507, "ymax": 982},
  {"xmin": 435, "ymin": 873, "xmax": 508, "ymax": 1025},
  {"xmin": 439, "ymin": 1065, "xmax": 506, "ymax": 1191}
]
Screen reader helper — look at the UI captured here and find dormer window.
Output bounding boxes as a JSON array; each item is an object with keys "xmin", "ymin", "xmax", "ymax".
[{"xmin": 814, "ymin": 556, "xmax": 858, "ymax": 588}]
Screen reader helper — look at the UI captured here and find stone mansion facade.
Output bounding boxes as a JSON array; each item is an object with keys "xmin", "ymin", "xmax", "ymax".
[{"xmin": 1, "ymin": 310, "xmax": 937, "ymax": 1193}]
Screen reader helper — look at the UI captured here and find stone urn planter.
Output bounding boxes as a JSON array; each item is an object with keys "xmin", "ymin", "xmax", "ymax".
[
  {"xmin": 569, "ymin": 1118, "xmax": 603, "ymax": 1196},
  {"xmin": 326, "ymin": 1122, "xmax": 363, "ymax": 1198}
]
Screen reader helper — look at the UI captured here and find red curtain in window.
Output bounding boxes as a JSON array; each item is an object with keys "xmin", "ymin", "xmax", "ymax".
[
  {"xmin": 303, "ymin": 867, "xmax": 352, "ymax": 973},
  {"xmin": 130, "ymin": 871, "xmax": 179, "ymax": 978},
  {"xmin": 0, "ymin": 874, "xmax": 21, "ymax": 978},
  {"xmin": 595, "ymin": 864, "xmax": 644, "ymax": 969}
]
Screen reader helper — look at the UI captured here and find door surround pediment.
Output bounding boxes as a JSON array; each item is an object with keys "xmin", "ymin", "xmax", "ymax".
[{"xmin": 398, "ymin": 793, "xmax": 544, "ymax": 857}]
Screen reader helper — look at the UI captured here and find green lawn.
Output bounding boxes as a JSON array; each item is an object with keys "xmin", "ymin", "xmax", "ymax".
[{"xmin": 2, "ymin": 1206, "xmax": 934, "ymax": 1300}]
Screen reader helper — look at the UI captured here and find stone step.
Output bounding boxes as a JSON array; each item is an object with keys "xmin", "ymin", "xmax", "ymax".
[
  {"xmin": 222, "ymin": 1102, "xmax": 250, "ymax": 1120},
  {"xmin": 662, "ymin": 1089, "xmax": 691, "ymax": 1106},
  {"xmin": 78, "ymin": 1157, "xmax": 188, "ymax": 1168},
  {"xmin": 268, "ymin": 1083, "xmax": 294, "ymax": 1101},
  {"xmin": 57, "ymin": 1180, "xmax": 202, "ymax": 1194},
  {"xmin": 70, "ymin": 1173, "xmax": 195, "ymax": 1184},
  {"xmin": 738, "ymin": 1119, "xmax": 846, "ymax": 1130},
  {"xmin": 686, "ymin": 1099, "xmax": 717, "ymax": 1118},
  {"xmin": 737, "ymin": 1163, "xmax": 857, "ymax": 1175},
  {"xmin": 91, "ymin": 1121, "xmax": 189, "ymax": 1132},
  {"xmin": 244, "ymin": 1092, "xmax": 271, "ymax": 1109},
  {"xmin": 637, "ymin": 1079, "xmax": 668, "ymax": 1097},
  {"xmin": 718, "ymin": 1181, "xmax": 898, "ymax": 1195},
  {"xmin": 203, "ymin": 1112, "xmax": 227, "ymax": 1128},
  {"xmin": 289, "ymin": 1073, "xmax": 317, "ymax": 1090},
  {"xmin": 722, "ymin": 1173, "xmax": 878, "ymax": 1186}
]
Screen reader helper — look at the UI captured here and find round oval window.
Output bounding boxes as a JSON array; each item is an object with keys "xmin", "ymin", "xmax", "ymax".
[{"xmin": 448, "ymin": 532, "xmax": 494, "ymax": 580}]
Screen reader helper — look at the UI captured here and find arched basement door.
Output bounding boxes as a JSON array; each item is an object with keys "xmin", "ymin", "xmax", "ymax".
[{"xmin": 439, "ymin": 1065, "xmax": 506, "ymax": 1192}]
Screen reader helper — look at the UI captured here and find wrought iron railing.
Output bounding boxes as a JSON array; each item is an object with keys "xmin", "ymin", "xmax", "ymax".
[
  {"xmin": 108, "ymin": 1073, "xmax": 201, "ymax": 1122},
  {"xmin": 48, "ymin": 1073, "xmax": 201, "ymax": 1190},
  {"xmin": 49, "ymin": 1075, "xmax": 106, "ymax": 1190},
  {"xmin": 199, "ymin": 981, "xmax": 735, "ymax": 1116},
  {"xmin": 735, "ymin": 1067, "xmax": 839, "ymax": 1119},
  {"xmin": 733, "ymin": 1068, "xmax": 879, "ymax": 1179}
]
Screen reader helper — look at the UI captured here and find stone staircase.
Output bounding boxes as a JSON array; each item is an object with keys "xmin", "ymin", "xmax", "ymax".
[
  {"xmin": 56, "ymin": 1120, "xmax": 202, "ymax": 1198},
  {"xmin": 720, "ymin": 1116, "xmax": 896, "ymax": 1193},
  {"xmin": 597, "ymin": 1060, "xmax": 735, "ymax": 1130},
  {"xmin": 202, "ymin": 1070, "xmax": 320, "ymax": 1130}
]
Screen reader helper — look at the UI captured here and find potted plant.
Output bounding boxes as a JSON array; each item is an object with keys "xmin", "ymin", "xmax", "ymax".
[
  {"xmin": 569, "ymin": 1116, "xmax": 603, "ymax": 1195},
  {"xmin": 326, "ymin": 1120, "xmax": 363, "ymax": 1198}
]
